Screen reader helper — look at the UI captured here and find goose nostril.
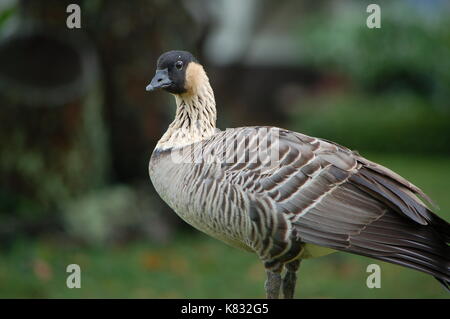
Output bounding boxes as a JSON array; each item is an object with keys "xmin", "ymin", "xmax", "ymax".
[{"xmin": 157, "ymin": 78, "xmax": 162, "ymax": 82}]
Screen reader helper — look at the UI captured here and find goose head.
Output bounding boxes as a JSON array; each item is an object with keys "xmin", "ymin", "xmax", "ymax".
[{"xmin": 146, "ymin": 50, "xmax": 207, "ymax": 96}]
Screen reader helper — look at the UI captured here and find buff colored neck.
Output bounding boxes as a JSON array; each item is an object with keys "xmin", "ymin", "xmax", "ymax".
[{"xmin": 156, "ymin": 63, "xmax": 217, "ymax": 150}]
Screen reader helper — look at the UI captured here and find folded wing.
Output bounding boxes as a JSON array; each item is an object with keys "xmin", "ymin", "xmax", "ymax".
[{"xmin": 217, "ymin": 127, "xmax": 450, "ymax": 289}]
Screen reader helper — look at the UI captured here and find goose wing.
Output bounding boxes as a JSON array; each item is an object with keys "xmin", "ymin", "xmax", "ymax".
[{"xmin": 213, "ymin": 127, "xmax": 450, "ymax": 287}]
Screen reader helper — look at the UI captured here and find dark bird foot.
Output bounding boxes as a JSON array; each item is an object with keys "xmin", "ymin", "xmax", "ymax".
[{"xmin": 282, "ymin": 259, "xmax": 301, "ymax": 299}]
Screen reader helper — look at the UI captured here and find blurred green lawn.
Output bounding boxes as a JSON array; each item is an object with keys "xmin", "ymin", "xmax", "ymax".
[{"xmin": 0, "ymin": 154, "xmax": 449, "ymax": 298}]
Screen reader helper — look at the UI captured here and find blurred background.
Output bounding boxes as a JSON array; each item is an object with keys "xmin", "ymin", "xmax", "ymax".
[{"xmin": 0, "ymin": 0, "xmax": 449, "ymax": 298}]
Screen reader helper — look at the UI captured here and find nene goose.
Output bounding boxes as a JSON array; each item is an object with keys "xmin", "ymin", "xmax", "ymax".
[{"xmin": 146, "ymin": 50, "xmax": 450, "ymax": 298}]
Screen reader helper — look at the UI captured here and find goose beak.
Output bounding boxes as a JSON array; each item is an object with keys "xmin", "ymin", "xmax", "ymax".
[{"xmin": 146, "ymin": 69, "xmax": 171, "ymax": 91}]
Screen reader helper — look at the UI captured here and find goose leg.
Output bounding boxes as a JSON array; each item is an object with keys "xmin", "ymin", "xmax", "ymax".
[
  {"xmin": 282, "ymin": 259, "xmax": 301, "ymax": 299},
  {"xmin": 265, "ymin": 269, "xmax": 282, "ymax": 299}
]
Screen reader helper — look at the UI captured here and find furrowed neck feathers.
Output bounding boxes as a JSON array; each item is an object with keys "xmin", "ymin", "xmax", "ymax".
[{"xmin": 156, "ymin": 63, "xmax": 217, "ymax": 150}]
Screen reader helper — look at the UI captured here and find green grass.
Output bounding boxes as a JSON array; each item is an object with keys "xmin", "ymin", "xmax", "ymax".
[{"xmin": 0, "ymin": 154, "xmax": 449, "ymax": 298}]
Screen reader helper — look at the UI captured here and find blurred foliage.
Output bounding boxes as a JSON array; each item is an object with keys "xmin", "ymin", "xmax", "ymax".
[
  {"xmin": 0, "ymin": 5, "xmax": 16, "ymax": 29},
  {"xmin": 297, "ymin": 1, "xmax": 450, "ymax": 108},
  {"xmin": 64, "ymin": 186, "xmax": 142, "ymax": 245},
  {"xmin": 0, "ymin": 0, "xmax": 192, "ymax": 243},
  {"xmin": 63, "ymin": 184, "xmax": 176, "ymax": 246},
  {"xmin": 292, "ymin": 1, "xmax": 450, "ymax": 155},
  {"xmin": 0, "ymin": 31, "xmax": 107, "ymax": 238},
  {"xmin": 290, "ymin": 92, "xmax": 450, "ymax": 154}
]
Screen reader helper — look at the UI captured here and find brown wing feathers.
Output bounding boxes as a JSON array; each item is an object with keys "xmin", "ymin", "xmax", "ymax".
[
  {"xmin": 294, "ymin": 156, "xmax": 450, "ymax": 290},
  {"xmin": 353, "ymin": 163, "xmax": 450, "ymax": 242},
  {"xmin": 217, "ymin": 128, "xmax": 449, "ymax": 289}
]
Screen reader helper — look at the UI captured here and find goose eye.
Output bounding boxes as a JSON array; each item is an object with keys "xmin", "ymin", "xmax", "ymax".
[{"xmin": 175, "ymin": 61, "xmax": 183, "ymax": 70}]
